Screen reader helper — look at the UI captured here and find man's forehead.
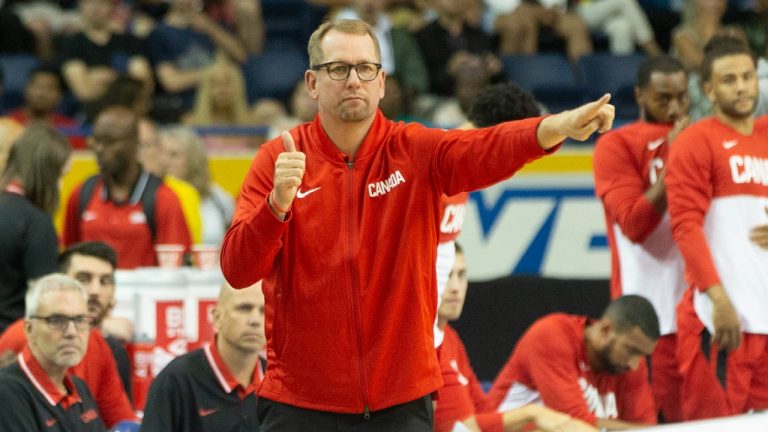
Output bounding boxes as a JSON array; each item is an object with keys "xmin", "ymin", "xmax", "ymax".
[
  {"xmin": 619, "ymin": 327, "xmax": 657, "ymax": 351},
  {"xmin": 320, "ymin": 30, "xmax": 377, "ymax": 61},
  {"xmin": 69, "ymin": 254, "xmax": 114, "ymax": 274},
  {"xmin": 38, "ymin": 290, "xmax": 87, "ymax": 313},
  {"xmin": 712, "ymin": 54, "xmax": 755, "ymax": 76}
]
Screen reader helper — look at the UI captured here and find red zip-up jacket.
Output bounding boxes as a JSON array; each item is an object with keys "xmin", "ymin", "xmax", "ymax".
[{"xmin": 221, "ymin": 110, "xmax": 555, "ymax": 414}]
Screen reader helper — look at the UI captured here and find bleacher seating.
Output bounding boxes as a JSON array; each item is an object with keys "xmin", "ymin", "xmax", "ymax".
[
  {"xmin": 243, "ymin": 49, "xmax": 308, "ymax": 105},
  {"xmin": 502, "ymin": 54, "xmax": 584, "ymax": 114},
  {"xmin": 577, "ymin": 53, "xmax": 646, "ymax": 119},
  {"xmin": 0, "ymin": 54, "xmax": 39, "ymax": 112}
]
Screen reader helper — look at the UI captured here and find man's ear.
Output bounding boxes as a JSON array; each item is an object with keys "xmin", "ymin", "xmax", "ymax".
[
  {"xmin": 703, "ymin": 79, "xmax": 715, "ymax": 103},
  {"xmin": 306, "ymin": 70, "xmax": 319, "ymax": 101},
  {"xmin": 211, "ymin": 306, "xmax": 222, "ymax": 332}
]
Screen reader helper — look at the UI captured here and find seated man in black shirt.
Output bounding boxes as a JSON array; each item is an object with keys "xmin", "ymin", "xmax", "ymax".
[
  {"xmin": 0, "ymin": 274, "xmax": 106, "ymax": 431},
  {"xmin": 141, "ymin": 280, "xmax": 266, "ymax": 432}
]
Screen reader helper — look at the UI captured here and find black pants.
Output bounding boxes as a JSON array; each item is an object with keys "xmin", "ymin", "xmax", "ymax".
[{"xmin": 257, "ymin": 395, "xmax": 434, "ymax": 431}]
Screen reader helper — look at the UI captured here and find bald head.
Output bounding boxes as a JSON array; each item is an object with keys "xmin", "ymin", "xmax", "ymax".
[
  {"xmin": 90, "ymin": 106, "xmax": 141, "ymax": 180},
  {"xmin": 214, "ymin": 280, "xmax": 266, "ymax": 353},
  {"xmin": 94, "ymin": 106, "xmax": 139, "ymax": 138}
]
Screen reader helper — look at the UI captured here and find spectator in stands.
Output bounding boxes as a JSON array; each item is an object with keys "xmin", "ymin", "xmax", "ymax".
[
  {"xmin": 573, "ymin": 0, "xmax": 662, "ymax": 55},
  {"xmin": 265, "ymin": 79, "xmax": 319, "ymax": 139},
  {"xmin": 0, "ymin": 70, "xmax": 26, "ymax": 173},
  {"xmin": 0, "ymin": 243, "xmax": 138, "ymax": 428},
  {"xmin": 87, "ymin": 75, "xmax": 153, "ymax": 123},
  {"xmin": 334, "ymin": 0, "xmax": 430, "ymax": 99},
  {"xmin": 203, "ymin": 0, "xmax": 265, "ymax": 54},
  {"xmin": 593, "ymin": 55, "xmax": 690, "ymax": 423},
  {"xmin": 137, "ymin": 117, "xmax": 204, "ymax": 244},
  {"xmin": 61, "ymin": 0, "xmax": 153, "ymax": 112},
  {"xmin": 487, "ymin": 295, "xmax": 659, "ymax": 430},
  {"xmin": 0, "ymin": 124, "xmax": 71, "ymax": 334},
  {"xmin": 146, "ymin": 0, "xmax": 247, "ymax": 118},
  {"xmin": 63, "ymin": 106, "xmax": 192, "ymax": 269},
  {"xmin": 160, "ymin": 126, "xmax": 235, "ymax": 246},
  {"xmin": 671, "ymin": 0, "xmax": 747, "ymax": 120},
  {"xmin": 0, "ymin": 274, "xmax": 106, "ymax": 431},
  {"xmin": 6, "ymin": 66, "xmax": 84, "ymax": 149},
  {"xmin": 415, "ymin": 0, "xmax": 503, "ymax": 97},
  {"xmin": 184, "ymin": 59, "xmax": 251, "ymax": 126},
  {"xmin": 435, "ymin": 244, "xmax": 597, "ymax": 432},
  {"xmin": 666, "ymin": 38, "xmax": 768, "ymax": 420},
  {"xmin": 430, "ymin": 52, "xmax": 494, "ymax": 128},
  {"xmin": 488, "ymin": 0, "xmax": 593, "ymax": 62},
  {"xmin": 0, "ymin": 2, "xmax": 40, "ymax": 56},
  {"xmin": 141, "ymin": 280, "xmax": 265, "ymax": 431},
  {"xmin": 221, "ymin": 18, "xmax": 615, "ymax": 430}
]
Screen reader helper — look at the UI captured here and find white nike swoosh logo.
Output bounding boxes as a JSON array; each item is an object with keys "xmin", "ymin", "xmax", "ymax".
[
  {"xmin": 723, "ymin": 140, "xmax": 738, "ymax": 149},
  {"xmin": 647, "ymin": 138, "xmax": 665, "ymax": 150},
  {"xmin": 296, "ymin": 187, "xmax": 321, "ymax": 199}
]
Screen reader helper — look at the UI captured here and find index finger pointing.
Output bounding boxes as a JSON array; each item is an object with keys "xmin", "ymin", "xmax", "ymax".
[
  {"xmin": 282, "ymin": 131, "xmax": 296, "ymax": 153},
  {"xmin": 582, "ymin": 93, "xmax": 612, "ymax": 116}
]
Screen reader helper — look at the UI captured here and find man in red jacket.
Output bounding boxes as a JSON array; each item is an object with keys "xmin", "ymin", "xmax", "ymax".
[
  {"xmin": 435, "ymin": 244, "xmax": 597, "ymax": 432},
  {"xmin": 486, "ymin": 296, "xmax": 659, "ymax": 430},
  {"xmin": 592, "ymin": 55, "xmax": 690, "ymax": 422},
  {"xmin": 221, "ymin": 18, "xmax": 615, "ymax": 430}
]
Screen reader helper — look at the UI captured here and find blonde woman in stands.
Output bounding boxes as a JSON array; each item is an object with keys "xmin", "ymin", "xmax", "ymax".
[
  {"xmin": 184, "ymin": 59, "xmax": 255, "ymax": 149},
  {"xmin": 160, "ymin": 126, "xmax": 235, "ymax": 246},
  {"xmin": 185, "ymin": 58, "xmax": 251, "ymax": 126}
]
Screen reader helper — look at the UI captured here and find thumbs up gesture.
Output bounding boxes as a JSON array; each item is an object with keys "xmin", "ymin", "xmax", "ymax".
[{"xmin": 271, "ymin": 131, "xmax": 305, "ymax": 214}]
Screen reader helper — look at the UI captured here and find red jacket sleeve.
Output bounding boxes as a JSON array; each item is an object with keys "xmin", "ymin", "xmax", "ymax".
[
  {"xmin": 62, "ymin": 184, "xmax": 83, "ymax": 247},
  {"xmin": 83, "ymin": 331, "xmax": 136, "ymax": 428},
  {"xmin": 154, "ymin": 185, "xmax": 192, "ymax": 252},
  {"xmin": 518, "ymin": 318, "xmax": 598, "ymax": 426},
  {"xmin": 435, "ymin": 345, "xmax": 476, "ymax": 432},
  {"xmin": 616, "ymin": 359, "xmax": 657, "ymax": 424},
  {"xmin": 412, "ymin": 117, "xmax": 557, "ymax": 197},
  {"xmin": 220, "ymin": 140, "xmax": 289, "ymax": 288},
  {"xmin": 0, "ymin": 320, "xmax": 27, "ymax": 354},
  {"xmin": 666, "ymin": 127, "xmax": 720, "ymax": 289},
  {"xmin": 593, "ymin": 130, "xmax": 662, "ymax": 243}
]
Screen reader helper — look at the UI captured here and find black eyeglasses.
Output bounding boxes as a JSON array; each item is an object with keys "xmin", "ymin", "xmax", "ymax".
[
  {"xmin": 29, "ymin": 315, "xmax": 93, "ymax": 331},
  {"xmin": 311, "ymin": 62, "xmax": 382, "ymax": 81}
]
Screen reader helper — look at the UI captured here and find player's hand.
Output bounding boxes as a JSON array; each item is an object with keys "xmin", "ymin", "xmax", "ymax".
[
  {"xmin": 749, "ymin": 207, "xmax": 768, "ymax": 250},
  {"xmin": 706, "ymin": 284, "xmax": 742, "ymax": 352},
  {"xmin": 532, "ymin": 405, "xmax": 597, "ymax": 432},
  {"xmin": 667, "ymin": 115, "xmax": 691, "ymax": 144},
  {"xmin": 272, "ymin": 131, "xmax": 305, "ymax": 213},
  {"xmin": 538, "ymin": 94, "xmax": 615, "ymax": 148}
]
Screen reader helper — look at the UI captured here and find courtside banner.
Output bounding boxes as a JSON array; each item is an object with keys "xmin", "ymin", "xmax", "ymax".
[{"xmin": 461, "ymin": 149, "xmax": 610, "ymax": 280}]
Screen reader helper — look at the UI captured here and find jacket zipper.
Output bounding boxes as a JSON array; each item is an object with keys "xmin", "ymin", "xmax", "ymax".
[{"xmin": 345, "ymin": 156, "xmax": 371, "ymax": 419}]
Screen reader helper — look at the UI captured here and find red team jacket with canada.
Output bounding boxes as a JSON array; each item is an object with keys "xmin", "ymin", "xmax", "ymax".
[{"xmin": 221, "ymin": 110, "xmax": 554, "ymax": 413}]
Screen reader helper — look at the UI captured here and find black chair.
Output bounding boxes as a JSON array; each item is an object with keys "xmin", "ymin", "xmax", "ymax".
[
  {"xmin": 243, "ymin": 49, "xmax": 308, "ymax": 105},
  {"xmin": 501, "ymin": 54, "xmax": 584, "ymax": 113},
  {"xmin": 0, "ymin": 54, "xmax": 39, "ymax": 112},
  {"xmin": 577, "ymin": 53, "xmax": 645, "ymax": 119}
]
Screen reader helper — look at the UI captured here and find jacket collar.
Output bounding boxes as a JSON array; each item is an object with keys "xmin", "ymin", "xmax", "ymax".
[
  {"xmin": 18, "ymin": 347, "xmax": 81, "ymax": 409},
  {"xmin": 311, "ymin": 109, "xmax": 390, "ymax": 165},
  {"xmin": 203, "ymin": 336, "xmax": 262, "ymax": 400}
]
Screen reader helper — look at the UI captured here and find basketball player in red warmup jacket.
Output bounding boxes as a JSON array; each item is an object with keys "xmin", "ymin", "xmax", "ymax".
[
  {"xmin": 666, "ymin": 36, "xmax": 768, "ymax": 420},
  {"xmin": 593, "ymin": 55, "xmax": 690, "ymax": 422}
]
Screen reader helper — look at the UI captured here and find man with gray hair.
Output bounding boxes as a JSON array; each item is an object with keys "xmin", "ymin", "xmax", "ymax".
[{"xmin": 0, "ymin": 274, "xmax": 106, "ymax": 431}]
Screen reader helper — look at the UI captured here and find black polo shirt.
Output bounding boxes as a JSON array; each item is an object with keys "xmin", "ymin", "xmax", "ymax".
[
  {"xmin": 0, "ymin": 348, "xmax": 106, "ymax": 431},
  {"xmin": 141, "ymin": 341, "xmax": 263, "ymax": 432}
]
